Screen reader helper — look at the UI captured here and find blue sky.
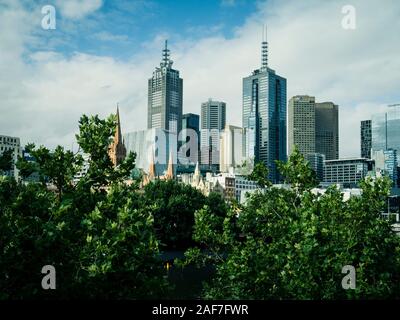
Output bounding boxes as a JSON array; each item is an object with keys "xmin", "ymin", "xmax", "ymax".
[
  {"xmin": 29, "ymin": 0, "xmax": 258, "ymax": 60},
  {"xmin": 1, "ymin": 0, "xmax": 400, "ymax": 157}
]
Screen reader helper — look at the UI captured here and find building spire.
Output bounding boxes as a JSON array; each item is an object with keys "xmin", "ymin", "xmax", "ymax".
[
  {"xmin": 108, "ymin": 104, "xmax": 127, "ymax": 167},
  {"xmin": 115, "ymin": 103, "xmax": 122, "ymax": 143},
  {"xmin": 161, "ymin": 39, "xmax": 173, "ymax": 68},
  {"xmin": 165, "ymin": 151, "xmax": 174, "ymax": 180},
  {"xmin": 261, "ymin": 24, "xmax": 268, "ymax": 71},
  {"xmin": 148, "ymin": 147, "xmax": 156, "ymax": 179}
]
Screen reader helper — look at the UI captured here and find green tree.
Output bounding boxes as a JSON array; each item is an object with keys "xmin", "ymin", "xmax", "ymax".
[
  {"xmin": 183, "ymin": 149, "xmax": 400, "ymax": 299},
  {"xmin": 141, "ymin": 180, "xmax": 229, "ymax": 250},
  {"xmin": 17, "ymin": 144, "xmax": 83, "ymax": 201},
  {"xmin": 247, "ymin": 161, "xmax": 271, "ymax": 188},
  {"xmin": 0, "ymin": 149, "xmax": 13, "ymax": 173},
  {"xmin": 142, "ymin": 180, "xmax": 223, "ymax": 250},
  {"xmin": 0, "ymin": 113, "xmax": 169, "ymax": 299}
]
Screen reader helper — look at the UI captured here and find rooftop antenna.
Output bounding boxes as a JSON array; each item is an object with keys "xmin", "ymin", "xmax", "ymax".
[
  {"xmin": 161, "ymin": 39, "xmax": 173, "ymax": 68},
  {"xmin": 261, "ymin": 24, "xmax": 268, "ymax": 71}
]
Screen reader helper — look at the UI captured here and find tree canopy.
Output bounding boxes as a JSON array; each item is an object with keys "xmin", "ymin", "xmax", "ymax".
[
  {"xmin": 0, "ymin": 114, "xmax": 168, "ymax": 299},
  {"xmin": 183, "ymin": 148, "xmax": 400, "ymax": 299}
]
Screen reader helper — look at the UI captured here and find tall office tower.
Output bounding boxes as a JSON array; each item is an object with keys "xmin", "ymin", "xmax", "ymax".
[
  {"xmin": 181, "ymin": 113, "xmax": 200, "ymax": 164},
  {"xmin": 147, "ymin": 40, "xmax": 183, "ymax": 135},
  {"xmin": 220, "ymin": 125, "xmax": 244, "ymax": 173},
  {"xmin": 0, "ymin": 135, "xmax": 22, "ymax": 180},
  {"xmin": 371, "ymin": 105, "xmax": 400, "ymax": 157},
  {"xmin": 242, "ymin": 26, "xmax": 287, "ymax": 183},
  {"xmin": 200, "ymin": 99, "xmax": 226, "ymax": 169},
  {"xmin": 315, "ymin": 102, "xmax": 339, "ymax": 160},
  {"xmin": 288, "ymin": 95, "xmax": 316, "ymax": 157},
  {"xmin": 108, "ymin": 106, "xmax": 127, "ymax": 166},
  {"xmin": 360, "ymin": 120, "xmax": 372, "ymax": 159}
]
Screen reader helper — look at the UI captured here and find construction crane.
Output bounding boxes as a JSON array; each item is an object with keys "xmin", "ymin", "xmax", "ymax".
[{"xmin": 388, "ymin": 103, "xmax": 400, "ymax": 107}]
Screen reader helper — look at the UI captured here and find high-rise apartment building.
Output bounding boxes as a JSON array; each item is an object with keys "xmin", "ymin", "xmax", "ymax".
[
  {"xmin": 242, "ymin": 27, "xmax": 287, "ymax": 183},
  {"xmin": 361, "ymin": 120, "xmax": 372, "ymax": 159},
  {"xmin": 315, "ymin": 102, "xmax": 339, "ymax": 160},
  {"xmin": 288, "ymin": 95, "xmax": 316, "ymax": 157},
  {"xmin": 147, "ymin": 40, "xmax": 183, "ymax": 135},
  {"xmin": 200, "ymin": 99, "xmax": 226, "ymax": 169}
]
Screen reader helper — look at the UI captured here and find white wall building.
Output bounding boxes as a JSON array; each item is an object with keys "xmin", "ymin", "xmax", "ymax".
[
  {"xmin": 219, "ymin": 125, "xmax": 244, "ymax": 173},
  {"xmin": 0, "ymin": 135, "xmax": 22, "ymax": 180}
]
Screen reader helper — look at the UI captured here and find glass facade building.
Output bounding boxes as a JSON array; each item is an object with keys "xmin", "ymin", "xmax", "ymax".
[
  {"xmin": 242, "ymin": 64, "xmax": 287, "ymax": 183},
  {"xmin": 181, "ymin": 113, "xmax": 200, "ymax": 164},
  {"xmin": 307, "ymin": 152, "xmax": 325, "ymax": 182},
  {"xmin": 315, "ymin": 102, "xmax": 339, "ymax": 160},
  {"xmin": 372, "ymin": 148, "xmax": 398, "ymax": 186},
  {"xmin": 371, "ymin": 105, "xmax": 400, "ymax": 158}
]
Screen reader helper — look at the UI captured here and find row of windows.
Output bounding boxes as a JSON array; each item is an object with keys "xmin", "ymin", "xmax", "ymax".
[
  {"xmin": 0, "ymin": 146, "xmax": 19, "ymax": 152},
  {"xmin": 0, "ymin": 136, "xmax": 19, "ymax": 143}
]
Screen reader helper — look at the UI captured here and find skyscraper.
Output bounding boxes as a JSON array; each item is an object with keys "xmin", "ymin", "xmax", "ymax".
[
  {"xmin": 108, "ymin": 106, "xmax": 127, "ymax": 166},
  {"xmin": 200, "ymin": 99, "xmax": 226, "ymax": 169},
  {"xmin": 315, "ymin": 102, "xmax": 339, "ymax": 160},
  {"xmin": 371, "ymin": 105, "xmax": 400, "ymax": 157},
  {"xmin": 242, "ymin": 26, "xmax": 287, "ymax": 183},
  {"xmin": 288, "ymin": 95, "xmax": 316, "ymax": 157},
  {"xmin": 361, "ymin": 120, "xmax": 372, "ymax": 158},
  {"xmin": 181, "ymin": 113, "xmax": 200, "ymax": 164},
  {"xmin": 147, "ymin": 40, "xmax": 183, "ymax": 135}
]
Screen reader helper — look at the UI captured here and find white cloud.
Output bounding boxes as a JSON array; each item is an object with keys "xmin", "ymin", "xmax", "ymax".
[
  {"xmin": 1, "ymin": 0, "xmax": 399, "ymax": 158},
  {"xmin": 55, "ymin": 0, "xmax": 103, "ymax": 20},
  {"xmin": 93, "ymin": 31, "xmax": 129, "ymax": 42},
  {"xmin": 221, "ymin": 0, "xmax": 236, "ymax": 7}
]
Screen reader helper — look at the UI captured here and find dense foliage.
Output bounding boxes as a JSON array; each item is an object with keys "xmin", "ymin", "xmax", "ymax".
[
  {"xmin": 183, "ymin": 148, "xmax": 400, "ymax": 299},
  {"xmin": 142, "ymin": 180, "xmax": 227, "ymax": 249},
  {"xmin": 1, "ymin": 115, "xmax": 399, "ymax": 299},
  {"xmin": 0, "ymin": 113, "xmax": 228, "ymax": 299},
  {"xmin": 0, "ymin": 149, "xmax": 13, "ymax": 173},
  {"xmin": 0, "ymin": 114, "xmax": 168, "ymax": 299}
]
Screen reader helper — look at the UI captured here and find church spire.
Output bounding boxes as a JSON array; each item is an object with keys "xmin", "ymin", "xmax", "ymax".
[
  {"xmin": 148, "ymin": 147, "xmax": 156, "ymax": 180},
  {"xmin": 108, "ymin": 104, "xmax": 127, "ymax": 166},
  {"xmin": 165, "ymin": 151, "xmax": 174, "ymax": 180},
  {"xmin": 261, "ymin": 24, "xmax": 268, "ymax": 71},
  {"xmin": 115, "ymin": 103, "xmax": 122, "ymax": 144}
]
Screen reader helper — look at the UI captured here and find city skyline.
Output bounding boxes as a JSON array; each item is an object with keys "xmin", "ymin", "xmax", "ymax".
[{"xmin": 1, "ymin": 0, "xmax": 400, "ymax": 158}]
